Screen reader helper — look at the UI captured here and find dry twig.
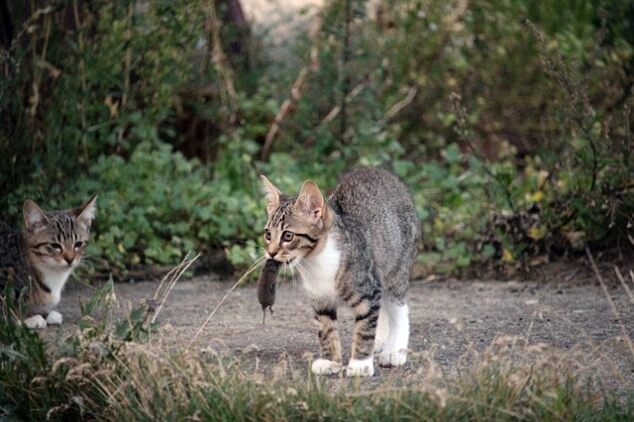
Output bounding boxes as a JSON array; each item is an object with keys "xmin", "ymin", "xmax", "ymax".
[
  {"xmin": 151, "ymin": 252, "xmax": 200, "ymax": 324},
  {"xmin": 585, "ymin": 247, "xmax": 634, "ymax": 360},
  {"xmin": 261, "ymin": 68, "xmax": 310, "ymax": 160},
  {"xmin": 186, "ymin": 257, "xmax": 265, "ymax": 349},
  {"xmin": 614, "ymin": 267, "xmax": 634, "ymax": 304},
  {"xmin": 320, "ymin": 80, "xmax": 368, "ymax": 126},
  {"xmin": 260, "ymin": 16, "xmax": 322, "ymax": 161},
  {"xmin": 385, "ymin": 86, "xmax": 418, "ymax": 120},
  {"xmin": 208, "ymin": 3, "xmax": 237, "ymax": 107}
]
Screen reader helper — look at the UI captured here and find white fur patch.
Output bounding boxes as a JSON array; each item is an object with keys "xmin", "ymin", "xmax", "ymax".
[
  {"xmin": 311, "ymin": 358, "xmax": 343, "ymax": 375},
  {"xmin": 80, "ymin": 201, "xmax": 97, "ymax": 221},
  {"xmin": 296, "ymin": 233, "xmax": 340, "ymax": 300},
  {"xmin": 23, "ymin": 200, "xmax": 47, "ymax": 229},
  {"xmin": 24, "ymin": 314, "xmax": 47, "ymax": 329},
  {"xmin": 77, "ymin": 196, "xmax": 97, "ymax": 223},
  {"xmin": 40, "ymin": 268, "xmax": 72, "ymax": 305},
  {"xmin": 378, "ymin": 350, "xmax": 407, "ymax": 367},
  {"xmin": 374, "ymin": 306, "xmax": 389, "ymax": 352},
  {"xmin": 378, "ymin": 301, "xmax": 409, "ymax": 367},
  {"xmin": 46, "ymin": 310, "xmax": 63, "ymax": 325},
  {"xmin": 346, "ymin": 357, "xmax": 374, "ymax": 377}
]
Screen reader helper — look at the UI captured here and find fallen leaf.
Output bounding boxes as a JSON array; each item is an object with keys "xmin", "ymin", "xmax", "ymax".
[
  {"xmin": 528, "ymin": 225, "xmax": 546, "ymax": 240},
  {"xmin": 526, "ymin": 191, "xmax": 544, "ymax": 202}
]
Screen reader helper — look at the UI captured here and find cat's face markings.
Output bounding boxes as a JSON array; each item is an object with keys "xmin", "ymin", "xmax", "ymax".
[
  {"xmin": 261, "ymin": 177, "xmax": 327, "ymax": 263},
  {"xmin": 23, "ymin": 196, "xmax": 97, "ymax": 270}
]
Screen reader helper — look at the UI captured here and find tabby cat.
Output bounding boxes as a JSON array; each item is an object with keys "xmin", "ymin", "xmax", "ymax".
[
  {"xmin": 261, "ymin": 168, "xmax": 419, "ymax": 376},
  {"xmin": 0, "ymin": 196, "xmax": 97, "ymax": 329}
]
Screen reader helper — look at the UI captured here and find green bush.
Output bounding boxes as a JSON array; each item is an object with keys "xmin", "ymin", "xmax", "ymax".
[
  {"xmin": 4, "ymin": 140, "xmax": 267, "ymax": 275},
  {"xmin": 1, "ymin": 0, "xmax": 632, "ymax": 276},
  {"xmin": 1, "ymin": 0, "xmax": 214, "ymax": 201},
  {"xmin": 264, "ymin": 0, "xmax": 633, "ymax": 273}
]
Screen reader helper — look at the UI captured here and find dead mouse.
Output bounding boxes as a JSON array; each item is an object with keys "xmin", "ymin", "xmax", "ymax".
[{"xmin": 257, "ymin": 259, "xmax": 281, "ymax": 324}]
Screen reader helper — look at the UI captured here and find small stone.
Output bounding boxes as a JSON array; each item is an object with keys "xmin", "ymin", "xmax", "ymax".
[{"xmin": 242, "ymin": 343, "xmax": 261, "ymax": 355}]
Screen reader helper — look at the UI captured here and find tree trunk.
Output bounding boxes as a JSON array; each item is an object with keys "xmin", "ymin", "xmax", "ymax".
[{"xmin": 0, "ymin": 0, "xmax": 14, "ymax": 48}]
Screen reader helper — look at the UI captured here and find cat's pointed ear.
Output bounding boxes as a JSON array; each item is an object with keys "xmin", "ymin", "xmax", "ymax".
[
  {"xmin": 75, "ymin": 195, "xmax": 97, "ymax": 225},
  {"xmin": 295, "ymin": 181, "xmax": 324, "ymax": 222},
  {"xmin": 23, "ymin": 200, "xmax": 48, "ymax": 231},
  {"xmin": 260, "ymin": 175, "xmax": 281, "ymax": 216}
]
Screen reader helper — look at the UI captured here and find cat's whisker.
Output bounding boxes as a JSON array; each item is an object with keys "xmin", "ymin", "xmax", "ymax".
[
  {"xmin": 251, "ymin": 255, "xmax": 267, "ymax": 269},
  {"xmin": 293, "ymin": 260, "xmax": 306, "ymax": 280},
  {"xmin": 280, "ymin": 263, "xmax": 288, "ymax": 293},
  {"xmin": 289, "ymin": 265, "xmax": 298, "ymax": 297},
  {"xmin": 294, "ymin": 258, "xmax": 316, "ymax": 279},
  {"xmin": 282, "ymin": 262, "xmax": 294, "ymax": 292}
]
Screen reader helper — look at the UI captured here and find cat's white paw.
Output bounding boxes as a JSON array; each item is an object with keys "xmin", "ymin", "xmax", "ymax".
[
  {"xmin": 311, "ymin": 359, "xmax": 343, "ymax": 375},
  {"xmin": 46, "ymin": 311, "xmax": 63, "ymax": 325},
  {"xmin": 378, "ymin": 350, "xmax": 407, "ymax": 367},
  {"xmin": 346, "ymin": 358, "xmax": 374, "ymax": 377},
  {"xmin": 24, "ymin": 314, "xmax": 47, "ymax": 329}
]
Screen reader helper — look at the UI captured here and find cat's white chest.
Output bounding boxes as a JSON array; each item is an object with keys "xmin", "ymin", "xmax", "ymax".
[
  {"xmin": 297, "ymin": 234, "xmax": 340, "ymax": 300},
  {"xmin": 42, "ymin": 269, "xmax": 72, "ymax": 305}
]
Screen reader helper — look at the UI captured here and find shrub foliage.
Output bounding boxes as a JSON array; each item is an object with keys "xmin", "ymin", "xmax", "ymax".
[{"xmin": 1, "ymin": 0, "xmax": 632, "ymax": 276}]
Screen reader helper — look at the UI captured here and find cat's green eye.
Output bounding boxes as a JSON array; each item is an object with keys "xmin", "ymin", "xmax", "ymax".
[
  {"xmin": 263, "ymin": 230, "xmax": 271, "ymax": 242},
  {"xmin": 50, "ymin": 243, "xmax": 63, "ymax": 252},
  {"xmin": 281, "ymin": 231, "xmax": 294, "ymax": 242},
  {"xmin": 74, "ymin": 241, "xmax": 85, "ymax": 250}
]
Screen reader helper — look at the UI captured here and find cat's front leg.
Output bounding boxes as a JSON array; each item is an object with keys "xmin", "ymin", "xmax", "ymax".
[
  {"xmin": 46, "ymin": 310, "xmax": 63, "ymax": 325},
  {"xmin": 23, "ymin": 302, "xmax": 51, "ymax": 328},
  {"xmin": 24, "ymin": 314, "xmax": 47, "ymax": 329},
  {"xmin": 27, "ymin": 303, "xmax": 62, "ymax": 326},
  {"xmin": 311, "ymin": 304, "xmax": 343, "ymax": 375},
  {"xmin": 346, "ymin": 288, "xmax": 381, "ymax": 377}
]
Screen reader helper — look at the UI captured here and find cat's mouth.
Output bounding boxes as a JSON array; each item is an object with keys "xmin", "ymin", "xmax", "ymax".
[{"xmin": 272, "ymin": 257, "xmax": 295, "ymax": 265}]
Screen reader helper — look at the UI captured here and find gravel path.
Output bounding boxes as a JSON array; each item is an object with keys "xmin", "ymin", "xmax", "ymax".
[{"xmin": 46, "ymin": 270, "xmax": 634, "ymax": 391}]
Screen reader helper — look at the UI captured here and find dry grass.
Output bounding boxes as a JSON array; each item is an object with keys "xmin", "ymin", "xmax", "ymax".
[
  {"xmin": 1, "ymin": 259, "xmax": 633, "ymax": 420},
  {"xmin": 32, "ymin": 327, "xmax": 631, "ymax": 420}
]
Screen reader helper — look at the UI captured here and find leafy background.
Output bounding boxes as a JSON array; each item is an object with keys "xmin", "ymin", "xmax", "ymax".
[{"xmin": 1, "ymin": 0, "xmax": 632, "ymax": 279}]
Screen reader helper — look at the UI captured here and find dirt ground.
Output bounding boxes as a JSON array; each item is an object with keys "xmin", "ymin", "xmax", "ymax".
[{"xmin": 44, "ymin": 262, "xmax": 634, "ymax": 391}]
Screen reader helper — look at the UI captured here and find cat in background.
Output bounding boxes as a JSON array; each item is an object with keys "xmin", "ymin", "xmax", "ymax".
[
  {"xmin": 0, "ymin": 196, "xmax": 97, "ymax": 329},
  {"xmin": 260, "ymin": 168, "xmax": 419, "ymax": 377}
]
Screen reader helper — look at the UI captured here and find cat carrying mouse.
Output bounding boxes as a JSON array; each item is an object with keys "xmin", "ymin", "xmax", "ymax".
[{"xmin": 260, "ymin": 168, "xmax": 418, "ymax": 377}]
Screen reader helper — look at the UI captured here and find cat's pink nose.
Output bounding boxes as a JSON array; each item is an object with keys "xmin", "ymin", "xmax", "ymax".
[{"xmin": 63, "ymin": 255, "xmax": 74, "ymax": 266}]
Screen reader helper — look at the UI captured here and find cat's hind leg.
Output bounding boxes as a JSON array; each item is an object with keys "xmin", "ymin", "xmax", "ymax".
[
  {"xmin": 374, "ymin": 305, "xmax": 389, "ymax": 353},
  {"xmin": 379, "ymin": 238, "xmax": 414, "ymax": 367},
  {"xmin": 378, "ymin": 298, "xmax": 409, "ymax": 367},
  {"xmin": 46, "ymin": 310, "xmax": 63, "ymax": 325}
]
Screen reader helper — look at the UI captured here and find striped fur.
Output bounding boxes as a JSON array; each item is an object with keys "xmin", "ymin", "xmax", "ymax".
[
  {"xmin": 261, "ymin": 168, "xmax": 419, "ymax": 376},
  {"xmin": 313, "ymin": 305, "xmax": 342, "ymax": 363}
]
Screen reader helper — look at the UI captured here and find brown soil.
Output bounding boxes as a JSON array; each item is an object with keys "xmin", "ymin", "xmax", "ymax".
[{"xmin": 45, "ymin": 263, "xmax": 634, "ymax": 391}]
